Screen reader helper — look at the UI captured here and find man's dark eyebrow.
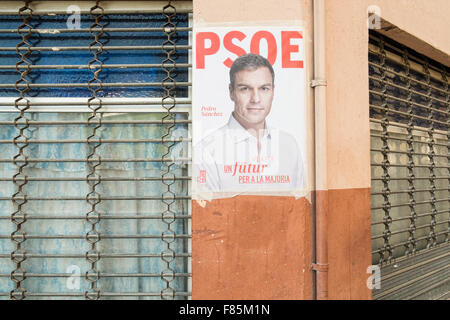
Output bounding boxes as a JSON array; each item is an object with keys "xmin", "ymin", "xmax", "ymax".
[{"xmin": 236, "ymin": 83, "xmax": 273, "ymax": 87}]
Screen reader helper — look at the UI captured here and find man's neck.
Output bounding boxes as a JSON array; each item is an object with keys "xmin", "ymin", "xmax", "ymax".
[{"xmin": 232, "ymin": 112, "xmax": 265, "ymax": 139}]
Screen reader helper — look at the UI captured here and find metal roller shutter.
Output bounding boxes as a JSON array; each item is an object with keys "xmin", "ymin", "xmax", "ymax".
[
  {"xmin": 0, "ymin": 0, "xmax": 192, "ymax": 300},
  {"xmin": 369, "ymin": 30, "xmax": 449, "ymax": 300}
]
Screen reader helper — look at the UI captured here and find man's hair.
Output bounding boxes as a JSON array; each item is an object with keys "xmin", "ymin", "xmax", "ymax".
[{"xmin": 229, "ymin": 53, "xmax": 275, "ymax": 89}]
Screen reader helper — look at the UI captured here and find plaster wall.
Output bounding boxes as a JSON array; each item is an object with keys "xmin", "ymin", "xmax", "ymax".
[{"xmin": 192, "ymin": 0, "xmax": 449, "ymax": 299}]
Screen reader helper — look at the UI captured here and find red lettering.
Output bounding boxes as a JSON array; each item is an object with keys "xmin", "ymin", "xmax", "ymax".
[
  {"xmin": 223, "ymin": 31, "xmax": 247, "ymax": 68},
  {"xmin": 196, "ymin": 32, "xmax": 220, "ymax": 69},
  {"xmin": 281, "ymin": 31, "xmax": 303, "ymax": 68},
  {"xmin": 250, "ymin": 31, "xmax": 277, "ymax": 65},
  {"xmin": 196, "ymin": 30, "xmax": 304, "ymax": 69}
]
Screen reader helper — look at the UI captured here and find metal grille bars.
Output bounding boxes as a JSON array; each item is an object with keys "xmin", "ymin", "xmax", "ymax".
[
  {"xmin": 0, "ymin": 1, "xmax": 193, "ymax": 15},
  {"xmin": 84, "ymin": 0, "xmax": 104, "ymax": 300},
  {"xmin": 369, "ymin": 32, "xmax": 450, "ymax": 265},
  {"xmin": 9, "ymin": 0, "xmax": 33, "ymax": 300},
  {"xmin": 0, "ymin": 1, "xmax": 192, "ymax": 300},
  {"xmin": 160, "ymin": 0, "xmax": 178, "ymax": 300}
]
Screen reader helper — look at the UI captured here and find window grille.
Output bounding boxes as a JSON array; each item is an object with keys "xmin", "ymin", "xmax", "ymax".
[
  {"xmin": 369, "ymin": 30, "xmax": 449, "ymax": 300},
  {"xmin": 0, "ymin": 0, "xmax": 192, "ymax": 300}
]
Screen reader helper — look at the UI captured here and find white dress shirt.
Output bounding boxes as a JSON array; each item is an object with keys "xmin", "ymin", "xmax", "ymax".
[{"xmin": 194, "ymin": 114, "xmax": 305, "ymax": 195}]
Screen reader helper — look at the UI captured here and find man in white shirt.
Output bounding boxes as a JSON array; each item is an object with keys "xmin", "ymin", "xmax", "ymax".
[{"xmin": 194, "ymin": 53, "xmax": 305, "ymax": 195}]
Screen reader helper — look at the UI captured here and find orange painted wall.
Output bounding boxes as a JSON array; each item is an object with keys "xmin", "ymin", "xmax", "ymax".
[
  {"xmin": 192, "ymin": 196, "xmax": 314, "ymax": 300},
  {"xmin": 327, "ymin": 188, "xmax": 372, "ymax": 300}
]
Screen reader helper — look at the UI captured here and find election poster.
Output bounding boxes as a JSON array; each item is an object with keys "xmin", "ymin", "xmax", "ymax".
[{"xmin": 192, "ymin": 26, "xmax": 308, "ymax": 200}]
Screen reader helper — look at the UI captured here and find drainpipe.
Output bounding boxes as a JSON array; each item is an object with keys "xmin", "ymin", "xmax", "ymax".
[{"xmin": 312, "ymin": 0, "xmax": 328, "ymax": 300}]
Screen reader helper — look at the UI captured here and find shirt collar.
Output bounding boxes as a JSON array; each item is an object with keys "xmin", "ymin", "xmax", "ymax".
[{"xmin": 226, "ymin": 113, "xmax": 272, "ymax": 143}]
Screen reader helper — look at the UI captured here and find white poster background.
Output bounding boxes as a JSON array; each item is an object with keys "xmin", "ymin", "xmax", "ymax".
[{"xmin": 192, "ymin": 26, "xmax": 308, "ymax": 200}]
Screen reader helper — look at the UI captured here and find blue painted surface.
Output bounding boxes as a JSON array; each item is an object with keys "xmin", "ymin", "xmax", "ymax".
[
  {"xmin": 0, "ymin": 14, "xmax": 189, "ymax": 97},
  {"xmin": 0, "ymin": 14, "xmax": 190, "ymax": 299}
]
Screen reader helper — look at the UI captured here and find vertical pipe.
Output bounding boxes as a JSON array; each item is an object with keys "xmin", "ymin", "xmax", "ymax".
[{"xmin": 313, "ymin": 0, "xmax": 328, "ymax": 300}]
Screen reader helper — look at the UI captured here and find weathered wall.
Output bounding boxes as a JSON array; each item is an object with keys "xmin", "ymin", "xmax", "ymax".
[
  {"xmin": 192, "ymin": 196, "xmax": 313, "ymax": 299},
  {"xmin": 192, "ymin": 0, "xmax": 315, "ymax": 300},
  {"xmin": 324, "ymin": 0, "xmax": 449, "ymax": 299},
  {"xmin": 192, "ymin": 0, "xmax": 450, "ymax": 300}
]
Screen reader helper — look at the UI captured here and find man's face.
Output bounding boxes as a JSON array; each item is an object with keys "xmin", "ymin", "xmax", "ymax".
[{"xmin": 229, "ymin": 66, "xmax": 274, "ymax": 127}]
